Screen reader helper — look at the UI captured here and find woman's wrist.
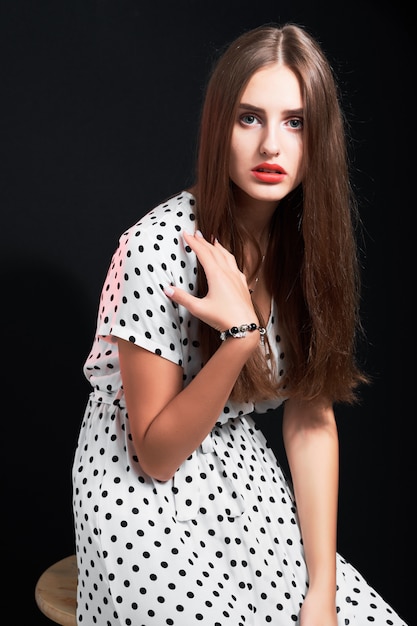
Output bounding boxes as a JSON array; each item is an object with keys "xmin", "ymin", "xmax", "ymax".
[{"xmin": 219, "ymin": 323, "xmax": 266, "ymax": 343}]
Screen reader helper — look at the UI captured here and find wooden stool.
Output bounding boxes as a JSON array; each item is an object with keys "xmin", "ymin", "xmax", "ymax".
[{"xmin": 35, "ymin": 554, "xmax": 77, "ymax": 626}]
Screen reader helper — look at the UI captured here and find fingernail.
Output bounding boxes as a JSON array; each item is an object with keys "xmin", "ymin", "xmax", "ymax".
[
  {"xmin": 195, "ymin": 229, "xmax": 203, "ymax": 238},
  {"xmin": 164, "ymin": 286, "xmax": 174, "ymax": 296}
]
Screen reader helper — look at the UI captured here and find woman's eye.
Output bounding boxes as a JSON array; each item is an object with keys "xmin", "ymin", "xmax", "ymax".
[
  {"xmin": 288, "ymin": 118, "xmax": 303, "ymax": 129},
  {"xmin": 240, "ymin": 114, "xmax": 259, "ymax": 126}
]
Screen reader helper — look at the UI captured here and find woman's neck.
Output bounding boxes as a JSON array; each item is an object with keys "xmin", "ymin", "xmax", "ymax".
[{"xmin": 233, "ymin": 189, "xmax": 278, "ymax": 245}]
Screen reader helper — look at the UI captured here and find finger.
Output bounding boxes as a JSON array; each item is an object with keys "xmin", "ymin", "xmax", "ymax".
[
  {"xmin": 183, "ymin": 232, "xmax": 248, "ymax": 298},
  {"xmin": 212, "ymin": 237, "xmax": 239, "ymax": 269},
  {"xmin": 163, "ymin": 284, "xmax": 210, "ymax": 323},
  {"xmin": 182, "ymin": 230, "xmax": 213, "ymax": 260},
  {"xmin": 183, "ymin": 230, "xmax": 238, "ymax": 271}
]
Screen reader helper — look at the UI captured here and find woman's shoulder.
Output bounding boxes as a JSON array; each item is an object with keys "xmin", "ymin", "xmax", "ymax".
[
  {"xmin": 112, "ymin": 190, "xmax": 198, "ymax": 271},
  {"xmin": 122, "ymin": 190, "xmax": 197, "ymax": 239}
]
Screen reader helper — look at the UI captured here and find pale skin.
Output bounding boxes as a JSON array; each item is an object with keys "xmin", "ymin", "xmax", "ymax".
[{"xmin": 118, "ymin": 63, "xmax": 339, "ymax": 625}]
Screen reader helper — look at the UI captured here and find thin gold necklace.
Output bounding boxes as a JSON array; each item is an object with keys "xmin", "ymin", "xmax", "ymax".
[{"xmin": 248, "ymin": 253, "xmax": 266, "ymax": 295}]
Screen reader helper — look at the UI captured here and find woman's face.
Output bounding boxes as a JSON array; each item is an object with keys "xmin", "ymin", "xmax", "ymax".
[{"xmin": 229, "ymin": 63, "xmax": 304, "ymax": 209}]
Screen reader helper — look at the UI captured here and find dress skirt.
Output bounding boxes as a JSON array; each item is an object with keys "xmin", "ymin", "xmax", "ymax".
[{"xmin": 72, "ymin": 392, "xmax": 406, "ymax": 626}]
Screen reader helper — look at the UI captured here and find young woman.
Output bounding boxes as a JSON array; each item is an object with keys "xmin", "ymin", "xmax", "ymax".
[{"xmin": 72, "ymin": 23, "xmax": 407, "ymax": 625}]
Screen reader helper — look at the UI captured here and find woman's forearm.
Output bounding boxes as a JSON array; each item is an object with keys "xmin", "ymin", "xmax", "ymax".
[
  {"xmin": 119, "ymin": 332, "xmax": 259, "ymax": 481},
  {"xmin": 283, "ymin": 398, "xmax": 339, "ymax": 594}
]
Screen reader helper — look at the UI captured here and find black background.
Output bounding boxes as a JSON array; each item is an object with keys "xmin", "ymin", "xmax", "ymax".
[{"xmin": 1, "ymin": 1, "xmax": 414, "ymax": 623}]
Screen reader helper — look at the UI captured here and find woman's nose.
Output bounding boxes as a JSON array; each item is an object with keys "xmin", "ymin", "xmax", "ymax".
[{"xmin": 260, "ymin": 129, "xmax": 280, "ymax": 157}]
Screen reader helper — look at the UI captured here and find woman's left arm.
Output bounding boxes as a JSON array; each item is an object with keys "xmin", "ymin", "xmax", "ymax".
[{"xmin": 282, "ymin": 396, "xmax": 339, "ymax": 622}]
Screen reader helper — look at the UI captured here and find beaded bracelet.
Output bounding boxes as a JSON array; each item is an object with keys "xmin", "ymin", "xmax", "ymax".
[{"xmin": 219, "ymin": 323, "xmax": 266, "ymax": 343}]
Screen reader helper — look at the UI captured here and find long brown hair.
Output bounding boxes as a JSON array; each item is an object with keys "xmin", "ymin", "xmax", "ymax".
[{"xmin": 193, "ymin": 23, "xmax": 368, "ymax": 404}]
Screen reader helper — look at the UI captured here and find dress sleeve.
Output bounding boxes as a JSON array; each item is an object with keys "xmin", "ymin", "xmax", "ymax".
[{"xmin": 96, "ymin": 222, "xmax": 189, "ymax": 366}]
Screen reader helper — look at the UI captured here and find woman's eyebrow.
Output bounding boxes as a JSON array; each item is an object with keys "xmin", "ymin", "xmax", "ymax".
[
  {"xmin": 238, "ymin": 103, "xmax": 304, "ymax": 116},
  {"xmin": 238, "ymin": 103, "xmax": 265, "ymax": 113}
]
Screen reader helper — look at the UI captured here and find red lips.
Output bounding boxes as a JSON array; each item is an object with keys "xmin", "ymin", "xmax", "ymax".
[
  {"xmin": 251, "ymin": 162, "xmax": 287, "ymax": 183},
  {"xmin": 252, "ymin": 162, "xmax": 287, "ymax": 175}
]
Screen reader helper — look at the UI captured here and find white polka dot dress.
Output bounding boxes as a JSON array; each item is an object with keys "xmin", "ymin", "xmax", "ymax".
[{"xmin": 72, "ymin": 191, "xmax": 407, "ymax": 625}]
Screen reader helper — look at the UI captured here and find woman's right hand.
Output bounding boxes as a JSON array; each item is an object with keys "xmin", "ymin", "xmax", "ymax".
[{"xmin": 164, "ymin": 229, "xmax": 258, "ymax": 332}]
